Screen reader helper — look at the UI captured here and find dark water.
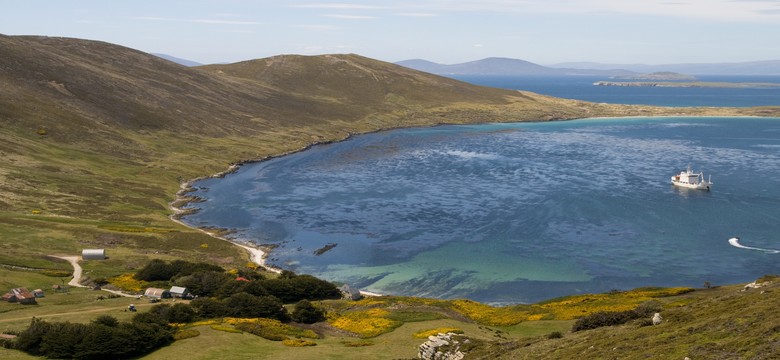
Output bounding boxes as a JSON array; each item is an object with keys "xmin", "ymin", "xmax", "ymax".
[
  {"xmin": 183, "ymin": 117, "xmax": 780, "ymax": 304},
  {"xmin": 449, "ymin": 75, "xmax": 780, "ymax": 107}
]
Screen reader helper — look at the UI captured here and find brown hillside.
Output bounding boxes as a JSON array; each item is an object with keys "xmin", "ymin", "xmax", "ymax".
[{"xmin": 0, "ymin": 33, "xmax": 778, "ymax": 268}]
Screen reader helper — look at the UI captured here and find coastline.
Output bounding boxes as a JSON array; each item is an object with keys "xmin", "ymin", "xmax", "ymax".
[
  {"xmin": 169, "ymin": 181, "xmax": 281, "ymax": 274},
  {"xmin": 166, "ymin": 114, "xmax": 780, "ymax": 298}
]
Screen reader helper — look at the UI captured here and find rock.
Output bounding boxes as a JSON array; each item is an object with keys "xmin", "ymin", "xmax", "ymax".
[
  {"xmin": 652, "ymin": 312, "xmax": 663, "ymax": 325},
  {"xmin": 418, "ymin": 332, "xmax": 466, "ymax": 360},
  {"xmin": 742, "ymin": 281, "xmax": 769, "ymax": 291}
]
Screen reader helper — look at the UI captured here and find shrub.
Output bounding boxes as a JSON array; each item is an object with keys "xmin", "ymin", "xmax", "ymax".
[
  {"xmin": 282, "ymin": 338, "xmax": 317, "ymax": 347},
  {"xmin": 93, "ymin": 315, "xmax": 119, "ymax": 327},
  {"xmin": 190, "ymin": 297, "xmax": 228, "ymax": 319},
  {"xmin": 572, "ymin": 309, "xmax": 642, "ymax": 332},
  {"xmin": 108, "ymin": 273, "xmax": 148, "ymax": 292},
  {"xmin": 230, "ymin": 318, "xmax": 318, "ymax": 341},
  {"xmin": 448, "ymin": 299, "xmax": 529, "ymax": 326},
  {"xmin": 329, "ymin": 309, "xmax": 402, "ymax": 338},
  {"xmin": 224, "ymin": 293, "xmax": 289, "ymax": 321},
  {"xmin": 14, "ymin": 316, "xmax": 175, "ymax": 359},
  {"xmin": 547, "ymin": 331, "xmax": 563, "ymax": 339},
  {"xmin": 173, "ymin": 329, "xmax": 200, "ymax": 340},
  {"xmin": 291, "ymin": 300, "xmax": 326, "ymax": 324}
]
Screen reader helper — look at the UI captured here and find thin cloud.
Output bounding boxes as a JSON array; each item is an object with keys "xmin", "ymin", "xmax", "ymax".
[
  {"xmin": 293, "ymin": 3, "xmax": 388, "ymax": 10},
  {"xmin": 395, "ymin": 12, "xmax": 439, "ymax": 17},
  {"xmin": 322, "ymin": 14, "xmax": 376, "ymax": 19},
  {"xmin": 403, "ymin": 0, "xmax": 780, "ymax": 21},
  {"xmin": 293, "ymin": 24, "xmax": 342, "ymax": 31},
  {"xmin": 131, "ymin": 16, "xmax": 260, "ymax": 25}
]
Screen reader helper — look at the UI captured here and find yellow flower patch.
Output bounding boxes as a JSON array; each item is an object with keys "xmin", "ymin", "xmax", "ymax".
[
  {"xmin": 539, "ymin": 287, "xmax": 694, "ymax": 320},
  {"xmin": 449, "ymin": 299, "xmax": 529, "ymax": 326},
  {"xmin": 329, "ymin": 309, "xmax": 402, "ymax": 338},
  {"xmin": 107, "ymin": 273, "xmax": 148, "ymax": 293},
  {"xmin": 282, "ymin": 339, "xmax": 317, "ymax": 347}
]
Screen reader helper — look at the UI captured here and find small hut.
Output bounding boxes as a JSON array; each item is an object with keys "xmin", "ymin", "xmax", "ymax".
[
  {"xmin": 3, "ymin": 288, "xmax": 38, "ymax": 305},
  {"xmin": 33, "ymin": 289, "xmax": 45, "ymax": 298},
  {"xmin": 144, "ymin": 287, "xmax": 171, "ymax": 299},
  {"xmin": 82, "ymin": 249, "xmax": 106, "ymax": 260}
]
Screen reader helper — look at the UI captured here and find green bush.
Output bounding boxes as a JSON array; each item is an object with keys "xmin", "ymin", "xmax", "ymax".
[
  {"xmin": 572, "ymin": 310, "xmax": 641, "ymax": 332},
  {"xmin": 13, "ymin": 316, "xmax": 175, "ymax": 359},
  {"xmin": 291, "ymin": 300, "xmax": 326, "ymax": 324},
  {"xmin": 547, "ymin": 331, "xmax": 563, "ymax": 339}
]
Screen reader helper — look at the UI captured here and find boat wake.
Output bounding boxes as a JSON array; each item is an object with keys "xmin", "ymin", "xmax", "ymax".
[{"xmin": 728, "ymin": 237, "xmax": 780, "ymax": 254}]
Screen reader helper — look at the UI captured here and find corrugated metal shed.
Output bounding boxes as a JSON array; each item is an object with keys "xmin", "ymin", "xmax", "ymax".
[
  {"xmin": 82, "ymin": 249, "xmax": 106, "ymax": 260},
  {"xmin": 144, "ymin": 287, "xmax": 170, "ymax": 299},
  {"xmin": 169, "ymin": 286, "xmax": 188, "ymax": 298}
]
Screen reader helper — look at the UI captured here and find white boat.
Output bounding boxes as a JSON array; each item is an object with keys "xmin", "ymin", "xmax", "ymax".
[{"xmin": 671, "ymin": 165, "xmax": 712, "ymax": 190}]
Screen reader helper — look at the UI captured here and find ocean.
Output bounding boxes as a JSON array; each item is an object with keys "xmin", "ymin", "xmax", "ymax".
[
  {"xmin": 450, "ymin": 75, "xmax": 780, "ymax": 107},
  {"xmin": 181, "ymin": 78, "xmax": 780, "ymax": 304}
]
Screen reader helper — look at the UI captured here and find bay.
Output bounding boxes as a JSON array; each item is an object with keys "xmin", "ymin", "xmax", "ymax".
[{"xmin": 182, "ymin": 116, "xmax": 780, "ymax": 304}]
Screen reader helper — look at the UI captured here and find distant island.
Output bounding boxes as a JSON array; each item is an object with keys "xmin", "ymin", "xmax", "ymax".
[
  {"xmin": 594, "ymin": 81, "xmax": 780, "ymax": 88},
  {"xmin": 610, "ymin": 71, "xmax": 697, "ymax": 81}
]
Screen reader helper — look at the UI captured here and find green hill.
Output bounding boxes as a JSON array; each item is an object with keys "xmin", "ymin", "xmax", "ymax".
[{"xmin": 1, "ymin": 34, "xmax": 780, "ymax": 359}]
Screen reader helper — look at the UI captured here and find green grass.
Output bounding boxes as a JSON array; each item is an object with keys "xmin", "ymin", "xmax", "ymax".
[{"xmin": 2, "ymin": 35, "xmax": 780, "ymax": 359}]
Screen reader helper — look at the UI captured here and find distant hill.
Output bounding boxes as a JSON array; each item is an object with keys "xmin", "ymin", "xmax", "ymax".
[
  {"xmin": 396, "ymin": 57, "xmax": 635, "ymax": 76},
  {"xmin": 152, "ymin": 53, "xmax": 203, "ymax": 67},
  {"xmin": 551, "ymin": 60, "xmax": 780, "ymax": 75}
]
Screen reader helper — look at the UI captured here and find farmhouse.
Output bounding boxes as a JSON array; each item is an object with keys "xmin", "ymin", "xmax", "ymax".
[
  {"xmin": 82, "ymin": 249, "xmax": 106, "ymax": 260},
  {"xmin": 2, "ymin": 287, "xmax": 38, "ymax": 305}
]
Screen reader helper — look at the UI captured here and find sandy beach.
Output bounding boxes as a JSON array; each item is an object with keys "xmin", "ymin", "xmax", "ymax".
[
  {"xmin": 169, "ymin": 179, "xmax": 386, "ymax": 297},
  {"xmin": 168, "ymin": 181, "xmax": 282, "ymax": 274}
]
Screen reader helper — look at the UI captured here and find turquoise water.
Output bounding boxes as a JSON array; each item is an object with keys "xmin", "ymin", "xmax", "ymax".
[{"xmin": 183, "ymin": 117, "xmax": 780, "ymax": 304}]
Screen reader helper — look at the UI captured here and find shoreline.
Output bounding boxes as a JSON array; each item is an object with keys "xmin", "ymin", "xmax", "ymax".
[
  {"xmin": 168, "ymin": 182, "xmax": 282, "ymax": 274},
  {"xmin": 166, "ymin": 114, "xmax": 779, "ymax": 298}
]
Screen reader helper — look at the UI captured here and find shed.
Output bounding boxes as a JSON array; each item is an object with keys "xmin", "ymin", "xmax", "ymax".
[
  {"xmin": 339, "ymin": 284, "xmax": 363, "ymax": 301},
  {"xmin": 144, "ymin": 287, "xmax": 171, "ymax": 299},
  {"xmin": 82, "ymin": 249, "xmax": 106, "ymax": 260},
  {"xmin": 3, "ymin": 288, "xmax": 37, "ymax": 305},
  {"xmin": 33, "ymin": 289, "xmax": 45, "ymax": 298},
  {"xmin": 169, "ymin": 286, "xmax": 188, "ymax": 298}
]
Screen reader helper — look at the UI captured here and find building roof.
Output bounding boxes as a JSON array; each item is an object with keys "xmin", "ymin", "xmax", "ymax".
[
  {"xmin": 169, "ymin": 286, "xmax": 187, "ymax": 295},
  {"xmin": 144, "ymin": 287, "xmax": 169, "ymax": 298}
]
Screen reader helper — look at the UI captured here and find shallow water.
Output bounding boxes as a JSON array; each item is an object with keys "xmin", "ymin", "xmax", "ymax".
[{"xmin": 183, "ymin": 117, "xmax": 780, "ymax": 304}]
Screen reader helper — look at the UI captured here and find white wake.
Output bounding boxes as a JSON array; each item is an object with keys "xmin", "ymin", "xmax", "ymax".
[{"xmin": 728, "ymin": 237, "xmax": 780, "ymax": 254}]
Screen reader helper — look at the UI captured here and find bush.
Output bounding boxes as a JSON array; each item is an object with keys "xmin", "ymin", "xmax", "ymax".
[
  {"xmin": 547, "ymin": 331, "xmax": 563, "ymax": 339},
  {"xmin": 572, "ymin": 310, "xmax": 641, "ymax": 332},
  {"xmin": 135, "ymin": 259, "xmax": 223, "ymax": 282},
  {"xmin": 291, "ymin": 300, "xmax": 326, "ymax": 324},
  {"xmin": 224, "ymin": 293, "xmax": 289, "ymax": 321},
  {"xmin": 14, "ymin": 316, "xmax": 175, "ymax": 359}
]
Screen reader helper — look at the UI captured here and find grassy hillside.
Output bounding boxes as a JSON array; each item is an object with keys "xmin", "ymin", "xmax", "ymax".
[{"xmin": 1, "ymin": 34, "xmax": 780, "ymax": 359}]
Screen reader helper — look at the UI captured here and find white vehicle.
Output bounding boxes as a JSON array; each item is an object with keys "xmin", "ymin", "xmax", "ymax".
[{"xmin": 671, "ymin": 165, "xmax": 712, "ymax": 190}]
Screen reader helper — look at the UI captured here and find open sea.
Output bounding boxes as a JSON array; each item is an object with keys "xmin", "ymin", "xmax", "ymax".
[{"xmin": 182, "ymin": 77, "xmax": 780, "ymax": 304}]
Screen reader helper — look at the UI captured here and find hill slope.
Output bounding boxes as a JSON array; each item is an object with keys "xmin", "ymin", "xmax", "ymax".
[
  {"xmin": 1, "ymin": 34, "xmax": 778, "ymax": 270},
  {"xmin": 1, "ymin": 34, "xmax": 780, "ymax": 360}
]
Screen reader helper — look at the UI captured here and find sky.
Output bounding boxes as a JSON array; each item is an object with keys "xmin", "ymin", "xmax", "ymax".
[{"xmin": 2, "ymin": 0, "xmax": 780, "ymax": 65}]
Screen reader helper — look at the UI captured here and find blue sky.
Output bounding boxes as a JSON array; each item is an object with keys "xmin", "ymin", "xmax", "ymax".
[{"xmin": 2, "ymin": 0, "xmax": 780, "ymax": 65}]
